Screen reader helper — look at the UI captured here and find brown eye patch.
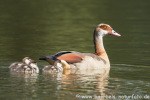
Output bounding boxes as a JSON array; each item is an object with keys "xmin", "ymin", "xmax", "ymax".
[
  {"xmin": 99, "ymin": 24, "xmax": 112, "ymax": 31},
  {"xmin": 100, "ymin": 25, "xmax": 108, "ymax": 30}
]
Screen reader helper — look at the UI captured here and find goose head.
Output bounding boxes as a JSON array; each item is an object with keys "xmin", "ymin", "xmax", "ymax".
[{"xmin": 95, "ymin": 23, "xmax": 121, "ymax": 37}]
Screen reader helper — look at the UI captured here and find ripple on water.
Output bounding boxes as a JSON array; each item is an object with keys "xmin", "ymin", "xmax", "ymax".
[
  {"xmin": 0, "ymin": 63, "xmax": 149, "ymax": 100},
  {"xmin": 106, "ymin": 64, "xmax": 150, "ymax": 98}
]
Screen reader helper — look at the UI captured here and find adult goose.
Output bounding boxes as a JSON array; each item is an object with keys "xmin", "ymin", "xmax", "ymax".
[{"xmin": 39, "ymin": 23, "xmax": 121, "ymax": 70}]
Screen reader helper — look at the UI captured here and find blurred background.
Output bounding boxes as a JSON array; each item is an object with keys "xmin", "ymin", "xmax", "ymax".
[{"xmin": 0, "ymin": 0, "xmax": 149, "ymax": 100}]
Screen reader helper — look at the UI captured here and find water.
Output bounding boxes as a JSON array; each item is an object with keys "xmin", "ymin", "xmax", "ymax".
[{"xmin": 0, "ymin": 0, "xmax": 150, "ymax": 100}]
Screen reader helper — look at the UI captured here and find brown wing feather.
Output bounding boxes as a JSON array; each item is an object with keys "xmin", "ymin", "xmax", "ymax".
[{"xmin": 57, "ymin": 53, "xmax": 84, "ymax": 63}]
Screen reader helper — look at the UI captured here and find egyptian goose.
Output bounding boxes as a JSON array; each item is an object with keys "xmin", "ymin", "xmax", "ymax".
[
  {"xmin": 9, "ymin": 57, "xmax": 39, "ymax": 73},
  {"xmin": 39, "ymin": 23, "xmax": 121, "ymax": 69}
]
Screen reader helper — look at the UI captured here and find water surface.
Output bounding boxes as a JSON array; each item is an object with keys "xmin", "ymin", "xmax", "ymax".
[{"xmin": 0, "ymin": 0, "xmax": 150, "ymax": 100}]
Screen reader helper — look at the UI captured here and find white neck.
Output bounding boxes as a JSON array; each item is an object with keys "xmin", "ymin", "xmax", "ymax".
[
  {"xmin": 97, "ymin": 36, "xmax": 105, "ymax": 52},
  {"xmin": 94, "ymin": 31, "xmax": 106, "ymax": 54},
  {"xmin": 94, "ymin": 31, "xmax": 109, "ymax": 64}
]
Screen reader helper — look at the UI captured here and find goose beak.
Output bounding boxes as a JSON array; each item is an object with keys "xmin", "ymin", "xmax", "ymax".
[{"xmin": 110, "ymin": 30, "xmax": 121, "ymax": 37}]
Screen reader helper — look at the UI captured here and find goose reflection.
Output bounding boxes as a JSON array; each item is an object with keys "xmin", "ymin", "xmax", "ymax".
[{"xmin": 42, "ymin": 65, "xmax": 110, "ymax": 100}]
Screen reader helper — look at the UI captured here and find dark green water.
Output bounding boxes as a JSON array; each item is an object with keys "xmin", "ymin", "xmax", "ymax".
[{"xmin": 0, "ymin": 0, "xmax": 149, "ymax": 100}]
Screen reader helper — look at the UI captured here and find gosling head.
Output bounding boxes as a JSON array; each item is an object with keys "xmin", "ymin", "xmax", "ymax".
[{"xmin": 22, "ymin": 57, "xmax": 36, "ymax": 65}]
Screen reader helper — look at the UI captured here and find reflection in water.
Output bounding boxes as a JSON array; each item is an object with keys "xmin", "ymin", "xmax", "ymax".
[
  {"xmin": 10, "ymin": 71, "xmax": 39, "ymax": 83},
  {"xmin": 9, "ymin": 72, "xmax": 39, "ymax": 99},
  {"xmin": 43, "ymin": 67, "xmax": 110, "ymax": 100}
]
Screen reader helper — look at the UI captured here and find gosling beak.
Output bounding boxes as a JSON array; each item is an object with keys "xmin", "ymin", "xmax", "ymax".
[{"xmin": 110, "ymin": 30, "xmax": 121, "ymax": 37}]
